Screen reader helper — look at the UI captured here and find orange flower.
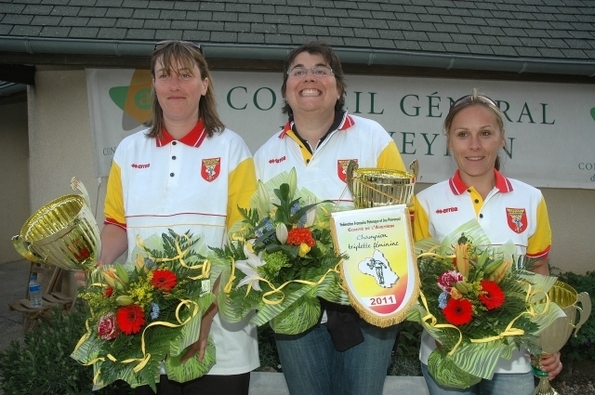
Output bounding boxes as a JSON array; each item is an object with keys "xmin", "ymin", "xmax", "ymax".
[
  {"xmin": 478, "ymin": 280, "xmax": 505, "ymax": 310},
  {"xmin": 286, "ymin": 227, "xmax": 315, "ymax": 247},
  {"xmin": 443, "ymin": 297, "xmax": 473, "ymax": 326},
  {"xmin": 150, "ymin": 269, "xmax": 177, "ymax": 293},
  {"xmin": 116, "ymin": 305, "xmax": 145, "ymax": 335}
]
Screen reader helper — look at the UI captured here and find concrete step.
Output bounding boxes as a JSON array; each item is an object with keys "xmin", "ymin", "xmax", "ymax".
[{"xmin": 249, "ymin": 372, "xmax": 429, "ymax": 395}]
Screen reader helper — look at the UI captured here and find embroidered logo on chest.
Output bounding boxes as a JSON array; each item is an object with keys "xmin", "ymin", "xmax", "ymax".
[
  {"xmin": 337, "ymin": 159, "xmax": 357, "ymax": 183},
  {"xmin": 201, "ymin": 158, "xmax": 221, "ymax": 182},
  {"xmin": 506, "ymin": 208, "xmax": 527, "ymax": 234}
]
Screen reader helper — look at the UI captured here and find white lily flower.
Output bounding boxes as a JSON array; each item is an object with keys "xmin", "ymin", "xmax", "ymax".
[
  {"xmin": 276, "ymin": 223, "xmax": 288, "ymax": 244},
  {"xmin": 235, "ymin": 241, "xmax": 266, "ymax": 292}
]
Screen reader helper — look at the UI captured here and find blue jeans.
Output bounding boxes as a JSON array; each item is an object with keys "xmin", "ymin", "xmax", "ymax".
[
  {"xmin": 421, "ymin": 363, "xmax": 534, "ymax": 395},
  {"xmin": 275, "ymin": 322, "xmax": 399, "ymax": 395}
]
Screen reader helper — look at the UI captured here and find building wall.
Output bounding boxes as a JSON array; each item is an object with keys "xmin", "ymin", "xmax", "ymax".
[
  {"xmin": 0, "ymin": 98, "xmax": 29, "ymax": 263},
  {"xmin": 23, "ymin": 67, "xmax": 595, "ymax": 275}
]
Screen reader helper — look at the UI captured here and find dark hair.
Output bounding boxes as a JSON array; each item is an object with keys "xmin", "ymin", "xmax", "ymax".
[
  {"xmin": 147, "ymin": 41, "xmax": 224, "ymax": 138},
  {"xmin": 444, "ymin": 89, "xmax": 506, "ymax": 170},
  {"xmin": 280, "ymin": 41, "xmax": 346, "ymax": 116}
]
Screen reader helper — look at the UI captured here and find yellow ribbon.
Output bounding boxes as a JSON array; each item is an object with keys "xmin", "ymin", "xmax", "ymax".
[
  {"xmin": 224, "ymin": 257, "xmax": 237, "ymax": 294},
  {"xmin": 418, "ymin": 290, "xmax": 463, "ymax": 356}
]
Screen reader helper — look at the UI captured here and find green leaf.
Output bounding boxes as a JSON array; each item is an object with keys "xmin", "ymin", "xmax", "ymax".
[{"xmin": 165, "ymin": 336, "xmax": 216, "ymax": 383}]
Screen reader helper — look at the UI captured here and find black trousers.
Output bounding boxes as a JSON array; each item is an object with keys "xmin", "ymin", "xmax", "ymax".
[{"xmin": 133, "ymin": 373, "xmax": 251, "ymax": 395}]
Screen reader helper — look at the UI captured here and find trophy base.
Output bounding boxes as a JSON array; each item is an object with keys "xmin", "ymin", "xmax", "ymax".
[{"xmin": 532, "ymin": 377, "xmax": 559, "ymax": 395}]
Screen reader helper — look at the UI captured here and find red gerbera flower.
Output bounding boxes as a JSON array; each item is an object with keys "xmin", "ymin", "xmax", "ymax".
[
  {"xmin": 104, "ymin": 287, "xmax": 114, "ymax": 298},
  {"xmin": 478, "ymin": 280, "xmax": 506, "ymax": 310},
  {"xmin": 116, "ymin": 304, "xmax": 145, "ymax": 335},
  {"xmin": 151, "ymin": 269, "xmax": 177, "ymax": 293},
  {"xmin": 443, "ymin": 297, "xmax": 474, "ymax": 326},
  {"xmin": 286, "ymin": 227, "xmax": 315, "ymax": 247}
]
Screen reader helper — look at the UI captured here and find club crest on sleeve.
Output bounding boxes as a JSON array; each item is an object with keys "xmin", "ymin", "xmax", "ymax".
[
  {"xmin": 201, "ymin": 158, "xmax": 221, "ymax": 182},
  {"xmin": 506, "ymin": 207, "xmax": 527, "ymax": 234}
]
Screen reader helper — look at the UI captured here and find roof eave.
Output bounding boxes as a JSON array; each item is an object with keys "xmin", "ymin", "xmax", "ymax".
[{"xmin": 1, "ymin": 36, "xmax": 594, "ymax": 77}]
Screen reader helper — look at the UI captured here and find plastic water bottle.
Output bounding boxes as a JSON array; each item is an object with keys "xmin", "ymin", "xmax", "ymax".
[{"xmin": 28, "ymin": 274, "xmax": 42, "ymax": 308}]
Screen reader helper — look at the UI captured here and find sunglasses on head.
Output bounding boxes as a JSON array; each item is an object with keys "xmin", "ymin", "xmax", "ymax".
[
  {"xmin": 450, "ymin": 94, "xmax": 498, "ymax": 111},
  {"xmin": 153, "ymin": 40, "xmax": 203, "ymax": 54}
]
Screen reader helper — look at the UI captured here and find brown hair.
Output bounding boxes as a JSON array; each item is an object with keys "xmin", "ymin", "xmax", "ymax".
[
  {"xmin": 147, "ymin": 40, "xmax": 224, "ymax": 138},
  {"xmin": 280, "ymin": 41, "xmax": 346, "ymax": 116},
  {"xmin": 444, "ymin": 89, "xmax": 506, "ymax": 170}
]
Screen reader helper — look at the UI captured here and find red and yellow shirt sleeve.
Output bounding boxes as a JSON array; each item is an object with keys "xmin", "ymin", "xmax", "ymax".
[
  {"xmin": 527, "ymin": 197, "xmax": 552, "ymax": 259},
  {"xmin": 103, "ymin": 161, "xmax": 126, "ymax": 230},
  {"xmin": 227, "ymin": 157, "xmax": 257, "ymax": 230},
  {"xmin": 377, "ymin": 140, "xmax": 406, "ymax": 171},
  {"xmin": 412, "ymin": 195, "xmax": 431, "ymax": 242}
]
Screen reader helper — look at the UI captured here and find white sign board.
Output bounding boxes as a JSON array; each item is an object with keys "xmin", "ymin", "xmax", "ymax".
[{"xmin": 86, "ymin": 69, "xmax": 595, "ymax": 189}]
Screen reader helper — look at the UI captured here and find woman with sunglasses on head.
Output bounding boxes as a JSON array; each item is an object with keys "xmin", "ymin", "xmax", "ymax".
[
  {"xmin": 253, "ymin": 41, "xmax": 406, "ymax": 395},
  {"xmin": 99, "ymin": 40, "xmax": 259, "ymax": 395},
  {"xmin": 412, "ymin": 89, "xmax": 562, "ymax": 395}
]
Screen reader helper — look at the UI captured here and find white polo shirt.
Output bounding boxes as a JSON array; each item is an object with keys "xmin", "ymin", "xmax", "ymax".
[
  {"xmin": 413, "ymin": 169, "xmax": 552, "ymax": 374},
  {"xmin": 254, "ymin": 112, "xmax": 406, "ymax": 206},
  {"xmin": 104, "ymin": 120, "xmax": 260, "ymax": 375}
]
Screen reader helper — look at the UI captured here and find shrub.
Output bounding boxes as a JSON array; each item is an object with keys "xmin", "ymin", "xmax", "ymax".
[
  {"xmin": 552, "ymin": 270, "xmax": 595, "ymax": 362},
  {"xmin": 0, "ymin": 305, "xmax": 131, "ymax": 395}
]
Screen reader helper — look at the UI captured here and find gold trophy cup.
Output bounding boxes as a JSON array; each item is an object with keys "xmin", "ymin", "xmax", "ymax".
[
  {"xmin": 346, "ymin": 160, "xmax": 418, "ymax": 208},
  {"xmin": 531, "ymin": 281, "xmax": 592, "ymax": 395},
  {"xmin": 12, "ymin": 178, "xmax": 100, "ymax": 271}
]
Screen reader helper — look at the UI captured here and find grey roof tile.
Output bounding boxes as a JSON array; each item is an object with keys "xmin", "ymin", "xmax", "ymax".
[
  {"xmin": 144, "ymin": 19, "xmax": 171, "ymax": 29},
  {"xmin": 225, "ymin": 22, "xmax": 251, "ymax": 33},
  {"xmin": 116, "ymin": 18, "xmax": 143, "ymax": 28},
  {"xmin": 106, "ymin": 7, "xmax": 132, "ymax": 18},
  {"xmin": 50, "ymin": 6, "xmax": 79, "ymax": 16},
  {"xmin": 171, "ymin": 20, "xmax": 199, "ymax": 30},
  {"xmin": 538, "ymin": 47, "xmax": 565, "ymax": 57},
  {"xmin": 420, "ymin": 41, "xmax": 446, "ymax": 52},
  {"xmin": 443, "ymin": 42, "xmax": 470, "ymax": 53},
  {"xmin": 369, "ymin": 38, "xmax": 396, "ymax": 49},
  {"xmin": 10, "ymin": 25, "xmax": 42, "ymax": 35},
  {"xmin": 97, "ymin": 27, "xmax": 127, "ymax": 39},
  {"xmin": 239, "ymin": 13, "xmax": 263, "ymax": 23},
  {"xmin": 264, "ymin": 14, "xmax": 289, "ymax": 24},
  {"xmin": 70, "ymin": 26, "xmax": 99, "ymax": 38},
  {"xmin": 492, "ymin": 46, "xmax": 519, "ymax": 57},
  {"xmin": 213, "ymin": 11, "xmax": 238, "ymax": 22},
  {"xmin": 183, "ymin": 30, "xmax": 210, "ymax": 42},
  {"xmin": 40, "ymin": 26, "xmax": 70, "ymax": 37},
  {"xmin": 79, "ymin": 6, "xmax": 108, "ymax": 17}
]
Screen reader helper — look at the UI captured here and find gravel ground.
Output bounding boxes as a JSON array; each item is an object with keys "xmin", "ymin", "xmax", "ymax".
[{"xmin": 548, "ymin": 359, "xmax": 595, "ymax": 395}]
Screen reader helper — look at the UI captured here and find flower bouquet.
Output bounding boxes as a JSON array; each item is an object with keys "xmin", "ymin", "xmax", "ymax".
[
  {"xmin": 406, "ymin": 220, "xmax": 564, "ymax": 389},
  {"xmin": 71, "ymin": 230, "xmax": 217, "ymax": 392},
  {"xmin": 212, "ymin": 169, "xmax": 349, "ymax": 335}
]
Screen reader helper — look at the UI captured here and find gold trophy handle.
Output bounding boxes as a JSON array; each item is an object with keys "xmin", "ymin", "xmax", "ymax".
[
  {"xmin": 70, "ymin": 177, "xmax": 92, "ymax": 208},
  {"xmin": 572, "ymin": 292, "xmax": 592, "ymax": 337},
  {"xmin": 409, "ymin": 159, "xmax": 419, "ymax": 180},
  {"xmin": 346, "ymin": 160, "xmax": 359, "ymax": 196},
  {"xmin": 11, "ymin": 235, "xmax": 46, "ymax": 264}
]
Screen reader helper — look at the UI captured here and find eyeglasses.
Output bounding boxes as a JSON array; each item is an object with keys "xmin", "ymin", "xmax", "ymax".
[
  {"xmin": 153, "ymin": 40, "xmax": 203, "ymax": 54},
  {"xmin": 450, "ymin": 94, "xmax": 498, "ymax": 110},
  {"xmin": 287, "ymin": 65, "xmax": 334, "ymax": 79}
]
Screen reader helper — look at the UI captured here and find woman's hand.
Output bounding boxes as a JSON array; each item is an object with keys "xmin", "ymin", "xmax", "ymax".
[
  {"xmin": 533, "ymin": 352, "xmax": 563, "ymax": 380},
  {"xmin": 180, "ymin": 305, "xmax": 216, "ymax": 363}
]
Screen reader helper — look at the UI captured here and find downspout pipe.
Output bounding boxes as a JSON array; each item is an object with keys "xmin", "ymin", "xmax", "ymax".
[{"xmin": 0, "ymin": 36, "xmax": 594, "ymax": 77}]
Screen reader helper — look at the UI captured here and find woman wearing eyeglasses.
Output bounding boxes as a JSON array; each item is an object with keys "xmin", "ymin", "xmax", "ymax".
[
  {"xmin": 99, "ymin": 40, "xmax": 259, "ymax": 395},
  {"xmin": 253, "ymin": 41, "xmax": 406, "ymax": 395},
  {"xmin": 412, "ymin": 89, "xmax": 562, "ymax": 395}
]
